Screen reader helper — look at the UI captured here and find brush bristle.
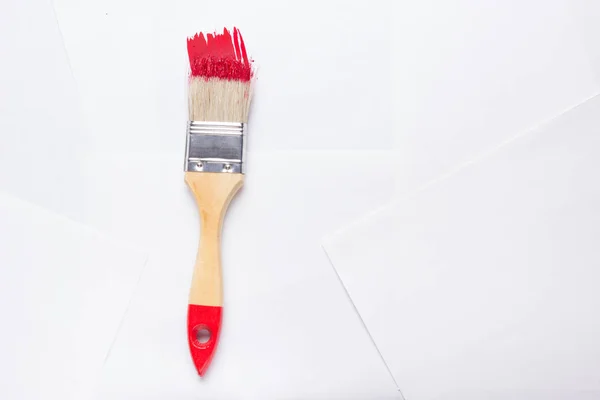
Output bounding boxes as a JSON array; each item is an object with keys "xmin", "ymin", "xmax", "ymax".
[
  {"xmin": 188, "ymin": 78, "xmax": 252, "ymax": 122},
  {"xmin": 187, "ymin": 27, "xmax": 253, "ymax": 123}
]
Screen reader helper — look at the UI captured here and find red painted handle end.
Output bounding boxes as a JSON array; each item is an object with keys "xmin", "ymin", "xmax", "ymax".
[{"xmin": 187, "ymin": 304, "xmax": 222, "ymax": 376}]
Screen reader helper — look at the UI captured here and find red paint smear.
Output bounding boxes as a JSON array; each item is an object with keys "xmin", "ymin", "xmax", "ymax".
[{"xmin": 187, "ymin": 27, "xmax": 252, "ymax": 81}]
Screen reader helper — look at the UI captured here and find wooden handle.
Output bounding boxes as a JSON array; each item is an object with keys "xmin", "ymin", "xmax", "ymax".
[{"xmin": 184, "ymin": 171, "xmax": 243, "ymax": 376}]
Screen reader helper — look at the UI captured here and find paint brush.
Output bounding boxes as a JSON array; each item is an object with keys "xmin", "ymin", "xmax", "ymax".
[{"xmin": 184, "ymin": 27, "xmax": 253, "ymax": 376}]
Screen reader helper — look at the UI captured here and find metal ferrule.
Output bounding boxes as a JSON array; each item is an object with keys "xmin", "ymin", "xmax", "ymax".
[{"xmin": 184, "ymin": 121, "xmax": 247, "ymax": 174}]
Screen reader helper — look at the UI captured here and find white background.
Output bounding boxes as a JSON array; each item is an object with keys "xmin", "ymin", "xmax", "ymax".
[{"xmin": 1, "ymin": 0, "xmax": 600, "ymax": 398}]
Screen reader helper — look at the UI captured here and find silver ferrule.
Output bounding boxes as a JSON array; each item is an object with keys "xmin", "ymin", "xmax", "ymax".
[{"xmin": 184, "ymin": 121, "xmax": 247, "ymax": 174}]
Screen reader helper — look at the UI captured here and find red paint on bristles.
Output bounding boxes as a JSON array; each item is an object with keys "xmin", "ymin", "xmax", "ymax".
[{"xmin": 187, "ymin": 27, "xmax": 252, "ymax": 81}]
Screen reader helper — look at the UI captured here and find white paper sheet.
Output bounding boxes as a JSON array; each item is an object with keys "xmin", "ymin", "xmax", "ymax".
[
  {"xmin": 390, "ymin": 0, "xmax": 599, "ymax": 198},
  {"xmin": 92, "ymin": 152, "xmax": 400, "ymax": 399},
  {"xmin": 323, "ymin": 94, "xmax": 600, "ymax": 399},
  {"xmin": 570, "ymin": 0, "xmax": 600, "ymax": 82},
  {"xmin": 0, "ymin": 193, "xmax": 147, "ymax": 399},
  {"xmin": 0, "ymin": 0, "xmax": 88, "ymax": 221}
]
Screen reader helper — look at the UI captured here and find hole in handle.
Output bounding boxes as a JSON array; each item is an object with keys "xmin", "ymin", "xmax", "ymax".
[{"xmin": 192, "ymin": 325, "xmax": 212, "ymax": 348}]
